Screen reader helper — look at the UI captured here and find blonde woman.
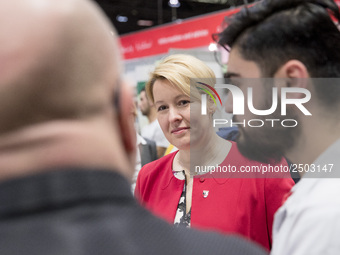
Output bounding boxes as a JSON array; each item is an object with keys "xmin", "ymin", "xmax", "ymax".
[{"xmin": 135, "ymin": 54, "xmax": 294, "ymax": 251}]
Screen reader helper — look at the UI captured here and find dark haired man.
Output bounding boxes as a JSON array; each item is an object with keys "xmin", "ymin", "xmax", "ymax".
[{"xmin": 218, "ymin": 0, "xmax": 340, "ymax": 254}]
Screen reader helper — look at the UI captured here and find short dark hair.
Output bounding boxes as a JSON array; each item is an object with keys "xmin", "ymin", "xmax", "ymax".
[{"xmin": 218, "ymin": 0, "xmax": 340, "ymax": 78}]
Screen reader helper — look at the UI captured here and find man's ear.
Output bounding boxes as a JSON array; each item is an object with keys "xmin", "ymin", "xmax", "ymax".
[
  {"xmin": 117, "ymin": 83, "xmax": 136, "ymax": 155},
  {"xmin": 274, "ymin": 60, "xmax": 309, "ymax": 99},
  {"xmin": 274, "ymin": 60, "xmax": 309, "ymax": 79}
]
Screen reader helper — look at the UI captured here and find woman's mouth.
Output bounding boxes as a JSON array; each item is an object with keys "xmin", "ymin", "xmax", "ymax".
[{"xmin": 171, "ymin": 127, "xmax": 190, "ymax": 134}]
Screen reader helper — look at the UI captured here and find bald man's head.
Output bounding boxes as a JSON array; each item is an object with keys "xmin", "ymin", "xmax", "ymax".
[{"xmin": 0, "ymin": 0, "xmax": 121, "ymax": 133}]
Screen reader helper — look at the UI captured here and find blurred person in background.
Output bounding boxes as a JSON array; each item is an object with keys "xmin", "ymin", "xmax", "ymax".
[
  {"xmin": 218, "ymin": 0, "xmax": 340, "ymax": 254},
  {"xmin": 0, "ymin": 0, "xmax": 268, "ymax": 254},
  {"xmin": 131, "ymin": 103, "xmax": 158, "ymax": 193},
  {"xmin": 135, "ymin": 54, "xmax": 294, "ymax": 251},
  {"xmin": 139, "ymin": 87, "xmax": 169, "ymax": 158}
]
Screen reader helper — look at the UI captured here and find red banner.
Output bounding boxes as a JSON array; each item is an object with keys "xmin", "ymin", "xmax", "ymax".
[
  {"xmin": 120, "ymin": 0, "xmax": 340, "ymax": 60},
  {"xmin": 119, "ymin": 9, "xmax": 239, "ymax": 60}
]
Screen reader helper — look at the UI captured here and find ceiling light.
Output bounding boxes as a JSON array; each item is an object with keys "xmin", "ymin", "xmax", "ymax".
[
  {"xmin": 168, "ymin": 0, "xmax": 180, "ymax": 8},
  {"xmin": 209, "ymin": 43, "xmax": 218, "ymax": 52},
  {"xmin": 116, "ymin": 15, "xmax": 128, "ymax": 22}
]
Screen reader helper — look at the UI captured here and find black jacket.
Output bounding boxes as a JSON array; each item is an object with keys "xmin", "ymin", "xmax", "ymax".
[{"xmin": 0, "ymin": 168, "xmax": 267, "ymax": 255}]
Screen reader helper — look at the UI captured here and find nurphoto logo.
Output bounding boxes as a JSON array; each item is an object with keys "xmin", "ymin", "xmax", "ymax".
[{"xmin": 198, "ymin": 81, "xmax": 312, "ymax": 128}]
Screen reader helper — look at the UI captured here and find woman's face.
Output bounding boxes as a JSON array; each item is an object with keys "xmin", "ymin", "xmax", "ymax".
[
  {"xmin": 153, "ymin": 79, "xmax": 191, "ymax": 150},
  {"xmin": 153, "ymin": 79, "xmax": 213, "ymax": 151}
]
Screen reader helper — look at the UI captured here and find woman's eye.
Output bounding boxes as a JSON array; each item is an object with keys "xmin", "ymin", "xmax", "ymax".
[
  {"xmin": 178, "ymin": 100, "xmax": 190, "ymax": 106},
  {"xmin": 157, "ymin": 105, "xmax": 167, "ymax": 112}
]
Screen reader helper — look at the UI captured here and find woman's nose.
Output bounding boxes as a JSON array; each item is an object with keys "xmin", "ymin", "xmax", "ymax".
[{"xmin": 168, "ymin": 107, "xmax": 182, "ymax": 123}]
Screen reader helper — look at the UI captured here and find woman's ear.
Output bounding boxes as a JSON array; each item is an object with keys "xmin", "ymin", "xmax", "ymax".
[{"xmin": 207, "ymin": 95, "xmax": 217, "ymax": 115}]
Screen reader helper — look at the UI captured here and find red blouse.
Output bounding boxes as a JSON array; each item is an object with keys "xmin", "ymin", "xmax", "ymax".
[{"xmin": 135, "ymin": 142, "xmax": 294, "ymax": 250}]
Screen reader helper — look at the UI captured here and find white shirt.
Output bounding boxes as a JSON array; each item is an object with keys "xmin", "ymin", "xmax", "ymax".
[
  {"xmin": 131, "ymin": 134, "xmax": 147, "ymax": 193},
  {"xmin": 271, "ymin": 139, "xmax": 340, "ymax": 255},
  {"xmin": 141, "ymin": 120, "xmax": 169, "ymax": 148}
]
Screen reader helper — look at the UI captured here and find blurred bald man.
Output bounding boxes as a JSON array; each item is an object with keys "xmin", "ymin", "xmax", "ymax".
[{"xmin": 0, "ymin": 0, "xmax": 267, "ymax": 254}]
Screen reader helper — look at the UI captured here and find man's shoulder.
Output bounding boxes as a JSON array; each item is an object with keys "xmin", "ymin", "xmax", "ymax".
[
  {"xmin": 0, "ymin": 169, "xmax": 266, "ymax": 255},
  {"xmin": 273, "ymin": 178, "xmax": 340, "ymax": 255},
  {"xmin": 276, "ymin": 179, "xmax": 340, "ymax": 230},
  {"xmin": 120, "ymin": 204, "xmax": 267, "ymax": 255},
  {"xmin": 104, "ymin": 200, "xmax": 267, "ymax": 255},
  {"xmin": 301, "ymin": 178, "xmax": 340, "ymax": 206}
]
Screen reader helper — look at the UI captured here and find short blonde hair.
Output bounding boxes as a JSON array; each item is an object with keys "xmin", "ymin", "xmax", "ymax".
[{"xmin": 146, "ymin": 54, "xmax": 216, "ymax": 103}]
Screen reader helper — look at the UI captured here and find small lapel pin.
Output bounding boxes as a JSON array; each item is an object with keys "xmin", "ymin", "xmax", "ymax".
[{"xmin": 203, "ymin": 190, "xmax": 209, "ymax": 198}]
